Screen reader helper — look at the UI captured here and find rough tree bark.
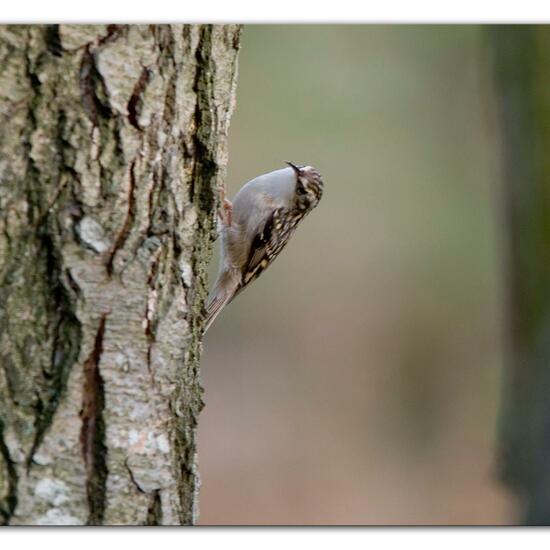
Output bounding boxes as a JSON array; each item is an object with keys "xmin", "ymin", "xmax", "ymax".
[
  {"xmin": 490, "ymin": 25, "xmax": 550, "ymax": 524},
  {"xmin": 0, "ymin": 24, "xmax": 240, "ymax": 525}
]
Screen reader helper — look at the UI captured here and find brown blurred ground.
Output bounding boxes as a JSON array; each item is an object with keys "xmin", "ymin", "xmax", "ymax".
[{"xmin": 198, "ymin": 25, "xmax": 515, "ymax": 525}]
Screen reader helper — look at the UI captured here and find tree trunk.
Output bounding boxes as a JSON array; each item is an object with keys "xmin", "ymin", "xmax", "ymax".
[
  {"xmin": 0, "ymin": 24, "xmax": 240, "ymax": 525},
  {"xmin": 490, "ymin": 25, "xmax": 550, "ymax": 524}
]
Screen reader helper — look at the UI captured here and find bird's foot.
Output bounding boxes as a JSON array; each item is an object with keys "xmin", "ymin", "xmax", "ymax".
[{"xmin": 218, "ymin": 183, "xmax": 233, "ymax": 227}]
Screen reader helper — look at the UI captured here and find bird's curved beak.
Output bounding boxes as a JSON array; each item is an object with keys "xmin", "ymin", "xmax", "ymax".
[{"xmin": 284, "ymin": 160, "xmax": 301, "ymax": 175}]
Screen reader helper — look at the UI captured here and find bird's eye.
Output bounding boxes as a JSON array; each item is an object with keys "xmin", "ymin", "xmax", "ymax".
[{"xmin": 296, "ymin": 180, "xmax": 308, "ymax": 195}]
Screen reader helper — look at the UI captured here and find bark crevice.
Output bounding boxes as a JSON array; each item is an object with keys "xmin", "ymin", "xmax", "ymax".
[
  {"xmin": 127, "ymin": 66, "xmax": 151, "ymax": 131},
  {"xmin": 106, "ymin": 160, "xmax": 137, "ymax": 276},
  {"xmin": 79, "ymin": 45, "xmax": 112, "ymax": 127},
  {"xmin": 80, "ymin": 314, "xmax": 108, "ymax": 525},
  {"xmin": 145, "ymin": 490, "xmax": 162, "ymax": 525},
  {"xmin": 0, "ymin": 419, "xmax": 18, "ymax": 525},
  {"xmin": 27, "ymin": 227, "xmax": 82, "ymax": 469}
]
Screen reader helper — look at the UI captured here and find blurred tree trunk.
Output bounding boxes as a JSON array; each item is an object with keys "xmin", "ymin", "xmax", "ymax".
[
  {"xmin": 0, "ymin": 24, "xmax": 240, "ymax": 525},
  {"xmin": 490, "ymin": 25, "xmax": 550, "ymax": 525}
]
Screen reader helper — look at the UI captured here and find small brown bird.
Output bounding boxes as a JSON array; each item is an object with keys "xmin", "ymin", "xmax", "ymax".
[{"xmin": 204, "ymin": 162, "xmax": 324, "ymax": 332}]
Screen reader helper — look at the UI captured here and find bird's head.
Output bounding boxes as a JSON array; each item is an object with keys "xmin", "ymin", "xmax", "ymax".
[{"xmin": 285, "ymin": 161, "xmax": 324, "ymax": 212}]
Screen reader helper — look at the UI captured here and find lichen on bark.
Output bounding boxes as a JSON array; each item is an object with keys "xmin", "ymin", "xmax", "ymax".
[{"xmin": 0, "ymin": 23, "xmax": 241, "ymax": 525}]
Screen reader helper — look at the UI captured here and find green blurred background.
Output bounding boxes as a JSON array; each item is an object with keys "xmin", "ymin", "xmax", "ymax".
[{"xmin": 199, "ymin": 25, "xmax": 514, "ymax": 524}]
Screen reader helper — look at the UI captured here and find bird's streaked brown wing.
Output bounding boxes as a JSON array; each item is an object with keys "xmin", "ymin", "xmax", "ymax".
[{"xmin": 239, "ymin": 207, "xmax": 301, "ymax": 289}]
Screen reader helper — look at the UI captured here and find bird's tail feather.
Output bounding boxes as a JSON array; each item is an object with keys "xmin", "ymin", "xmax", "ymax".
[{"xmin": 203, "ymin": 272, "xmax": 239, "ymax": 333}]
